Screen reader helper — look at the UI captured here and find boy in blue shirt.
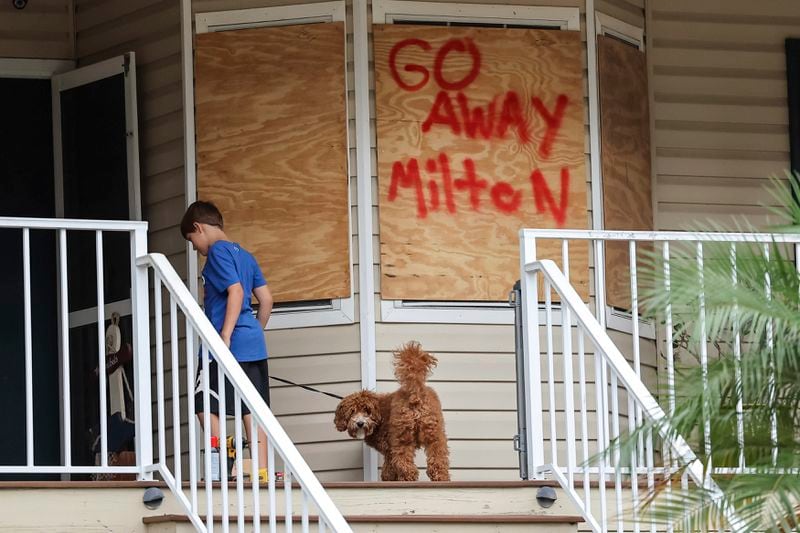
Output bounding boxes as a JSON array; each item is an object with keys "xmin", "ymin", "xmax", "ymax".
[{"xmin": 181, "ymin": 201, "xmax": 273, "ymax": 483}]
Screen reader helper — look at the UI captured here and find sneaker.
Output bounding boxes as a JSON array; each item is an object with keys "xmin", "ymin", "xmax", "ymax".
[{"xmin": 257, "ymin": 468, "xmax": 285, "ymax": 483}]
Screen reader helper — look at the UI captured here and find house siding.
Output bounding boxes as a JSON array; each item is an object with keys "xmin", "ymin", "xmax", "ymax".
[
  {"xmin": 0, "ymin": 0, "xmax": 73, "ymax": 59},
  {"xmin": 649, "ymin": 0, "xmax": 799, "ymax": 230}
]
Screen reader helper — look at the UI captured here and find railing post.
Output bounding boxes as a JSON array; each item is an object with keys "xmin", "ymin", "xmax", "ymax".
[
  {"xmin": 131, "ymin": 226, "xmax": 153, "ymax": 480},
  {"xmin": 519, "ymin": 231, "xmax": 544, "ymax": 477}
]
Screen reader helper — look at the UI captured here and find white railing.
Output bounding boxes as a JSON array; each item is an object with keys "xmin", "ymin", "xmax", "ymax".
[
  {"xmin": 142, "ymin": 253, "xmax": 353, "ymax": 533},
  {"xmin": 519, "ymin": 229, "xmax": 800, "ymax": 533},
  {"xmin": 0, "ymin": 216, "xmax": 351, "ymax": 533},
  {"xmin": 0, "ymin": 217, "xmax": 152, "ymax": 478}
]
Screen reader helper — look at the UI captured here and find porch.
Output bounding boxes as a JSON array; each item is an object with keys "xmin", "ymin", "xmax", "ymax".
[{"xmin": 2, "ymin": 0, "xmax": 800, "ymax": 531}]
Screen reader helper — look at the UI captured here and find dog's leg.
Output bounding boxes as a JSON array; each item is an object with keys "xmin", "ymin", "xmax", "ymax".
[
  {"xmin": 389, "ymin": 446, "xmax": 419, "ymax": 481},
  {"xmin": 423, "ymin": 434, "xmax": 451, "ymax": 481},
  {"xmin": 380, "ymin": 453, "xmax": 397, "ymax": 481}
]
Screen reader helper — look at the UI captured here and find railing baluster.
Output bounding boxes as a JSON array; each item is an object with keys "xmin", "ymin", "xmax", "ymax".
[
  {"xmin": 23, "ymin": 228, "xmax": 33, "ymax": 467},
  {"xmin": 764, "ymin": 243, "xmax": 778, "ymax": 466},
  {"xmin": 577, "ymin": 332, "xmax": 591, "ymax": 514},
  {"xmin": 302, "ymin": 490, "xmax": 310, "ymax": 533},
  {"xmin": 610, "ymin": 370, "xmax": 623, "ymax": 533},
  {"xmin": 202, "ymin": 343, "xmax": 214, "ymax": 533},
  {"xmin": 562, "ymin": 240, "xmax": 576, "ymax": 487},
  {"xmin": 646, "ymin": 425, "xmax": 656, "ymax": 533},
  {"xmin": 544, "ymin": 280, "xmax": 557, "ymax": 466},
  {"xmin": 663, "ymin": 242, "xmax": 675, "ymax": 418},
  {"xmin": 662, "ymin": 241, "xmax": 675, "ymax": 531},
  {"xmin": 170, "ymin": 298, "xmax": 182, "ymax": 485},
  {"xmin": 697, "ymin": 242, "xmax": 711, "ymax": 460},
  {"xmin": 285, "ymin": 468, "xmax": 294, "ymax": 533},
  {"xmin": 154, "ymin": 273, "xmax": 166, "ymax": 469},
  {"xmin": 252, "ymin": 415, "xmax": 261, "ymax": 533},
  {"xmin": 628, "ymin": 385, "xmax": 640, "ymax": 533},
  {"xmin": 95, "ymin": 231, "xmax": 108, "ymax": 468},
  {"xmin": 235, "ymin": 392, "xmax": 245, "ymax": 533},
  {"xmin": 593, "ymin": 337, "xmax": 608, "ymax": 530},
  {"xmin": 731, "ymin": 244, "xmax": 744, "ymax": 471},
  {"xmin": 59, "ymin": 229, "xmax": 71, "ymax": 468},
  {"xmin": 186, "ymin": 320, "xmax": 198, "ymax": 513},
  {"xmin": 218, "ymin": 363, "xmax": 229, "ymax": 533},
  {"xmin": 268, "ymin": 439, "xmax": 277, "ymax": 533},
  {"xmin": 629, "ymin": 240, "xmax": 644, "ymax": 467},
  {"xmin": 628, "ymin": 242, "xmax": 642, "ymax": 533}
]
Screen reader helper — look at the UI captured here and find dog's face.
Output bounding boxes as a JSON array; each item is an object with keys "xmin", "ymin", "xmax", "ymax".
[{"xmin": 334, "ymin": 391, "xmax": 382, "ymax": 440}]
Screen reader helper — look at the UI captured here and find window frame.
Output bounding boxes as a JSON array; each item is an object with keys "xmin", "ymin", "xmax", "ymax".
[
  {"xmin": 595, "ymin": 12, "xmax": 655, "ymax": 340},
  {"xmin": 373, "ymin": 0, "xmax": 580, "ymax": 325},
  {"xmin": 192, "ymin": 1, "xmax": 355, "ymax": 330}
]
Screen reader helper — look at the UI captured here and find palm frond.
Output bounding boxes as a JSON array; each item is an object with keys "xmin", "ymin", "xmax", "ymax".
[{"xmin": 598, "ymin": 172, "xmax": 800, "ymax": 531}]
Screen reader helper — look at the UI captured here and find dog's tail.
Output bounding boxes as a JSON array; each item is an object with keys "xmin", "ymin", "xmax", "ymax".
[{"xmin": 393, "ymin": 341, "xmax": 437, "ymax": 397}]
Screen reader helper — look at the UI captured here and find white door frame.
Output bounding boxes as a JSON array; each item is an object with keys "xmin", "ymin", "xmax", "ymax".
[
  {"xmin": 51, "ymin": 53, "xmax": 142, "ymax": 327},
  {"xmin": 50, "ymin": 55, "xmax": 143, "ymax": 469},
  {"xmin": 51, "ymin": 52, "xmax": 142, "ymax": 222}
]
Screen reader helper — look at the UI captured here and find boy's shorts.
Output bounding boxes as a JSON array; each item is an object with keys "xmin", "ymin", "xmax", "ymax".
[{"xmin": 194, "ymin": 358, "xmax": 270, "ymax": 416}]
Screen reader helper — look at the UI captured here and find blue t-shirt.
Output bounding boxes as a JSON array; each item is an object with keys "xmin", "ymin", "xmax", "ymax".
[{"xmin": 202, "ymin": 241, "xmax": 268, "ymax": 362}]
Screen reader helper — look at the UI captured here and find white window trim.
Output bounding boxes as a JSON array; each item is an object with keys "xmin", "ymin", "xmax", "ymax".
[
  {"xmin": 0, "ymin": 58, "xmax": 74, "ymax": 78},
  {"xmin": 595, "ymin": 12, "xmax": 645, "ymax": 51},
  {"xmin": 192, "ymin": 2, "xmax": 355, "ymax": 330},
  {"xmin": 51, "ymin": 53, "xmax": 142, "ymax": 222},
  {"xmin": 595, "ymin": 13, "xmax": 651, "ymax": 337},
  {"xmin": 605, "ymin": 307, "xmax": 656, "ymax": 340},
  {"xmin": 373, "ymin": 0, "xmax": 580, "ymax": 324},
  {"xmin": 373, "ymin": 0, "xmax": 580, "ymax": 30}
]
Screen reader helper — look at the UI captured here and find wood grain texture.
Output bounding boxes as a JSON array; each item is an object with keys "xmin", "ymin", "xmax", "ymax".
[
  {"xmin": 598, "ymin": 35, "xmax": 653, "ymax": 310},
  {"xmin": 195, "ymin": 23, "xmax": 350, "ymax": 302},
  {"xmin": 374, "ymin": 25, "xmax": 589, "ymax": 302}
]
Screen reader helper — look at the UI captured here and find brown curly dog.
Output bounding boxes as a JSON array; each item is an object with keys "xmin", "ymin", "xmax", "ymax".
[{"xmin": 333, "ymin": 342, "xmax": 450, "ymax": 481}]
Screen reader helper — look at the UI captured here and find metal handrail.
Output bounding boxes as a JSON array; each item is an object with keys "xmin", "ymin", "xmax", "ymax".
[
  {"xmin": 140, "ymin": 253, "xmax": 353, "ymax": 533},
  {"xmin": 522, "ymin": 258, "xmax": 745, "ymax": 533}
]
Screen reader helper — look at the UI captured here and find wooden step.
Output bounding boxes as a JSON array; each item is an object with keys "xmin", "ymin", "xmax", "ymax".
[
  {"xmin": 0, "ymin": 480, "xmax": 583, "ymax": 532},
  {"xmin": 143, "ymin": 512, "xmax": 582, "ymax": 533}
]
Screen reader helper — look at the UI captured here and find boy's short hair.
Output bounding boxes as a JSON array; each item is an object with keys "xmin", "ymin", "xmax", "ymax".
[{"xmin": 181, "ymin": 200, "xmax": 224, "ymax": 238}]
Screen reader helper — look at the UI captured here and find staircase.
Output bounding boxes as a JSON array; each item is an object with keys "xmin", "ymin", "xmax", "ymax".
[{"xmin": 0, "ymin": 481, "xmax": 583, "ymax": 532}]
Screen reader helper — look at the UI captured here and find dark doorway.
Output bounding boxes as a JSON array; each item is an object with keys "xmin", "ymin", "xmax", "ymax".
[
  {"xmin": 0, "ymin": 77, "xmax": 61, "ymax": 478},
  {"xmin": 58, "ymin": 72, "xmax": 135, "ymax": 470},
  {"xmin": 787, "ymin": 39, "xmax": 800, "ymax": 178}
]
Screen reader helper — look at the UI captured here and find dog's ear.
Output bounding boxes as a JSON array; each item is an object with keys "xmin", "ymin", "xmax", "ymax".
[
  {"xmin": 333, "ymin": 401, "xmax": 348, "ymax": 432},
  {"xmin": 366, "ymin": 396, "xmax": 382, "ymax": 424}
]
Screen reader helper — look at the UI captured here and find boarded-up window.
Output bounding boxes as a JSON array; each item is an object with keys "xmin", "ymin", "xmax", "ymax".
[
  {"xmin": 374, "ymin": 25, "xmax": 589, "ymax": 302},
  {"xmin": 194, "ymin": 23, "xmax": 350, "ymax": 303},
  {"xmin": 598, "ymin": 35, "xmax": 653, "ymax": 310}
]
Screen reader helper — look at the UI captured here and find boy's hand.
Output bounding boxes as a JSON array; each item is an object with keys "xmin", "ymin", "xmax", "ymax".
[{"xmin": 221, "ymin": 334, "xmax": 232, "ymax": 348}]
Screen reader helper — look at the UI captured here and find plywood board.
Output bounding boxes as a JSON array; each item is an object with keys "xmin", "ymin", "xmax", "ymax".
[
  {"xmin": 374, "ymin": 25, "xmax": 589, "ymax": 302},
  {"xmin": 598, "ymin": 35, "xmax": 653, "ymax": 310},
  {"xmin": 195, "ymin": 23, "xmax": 350, "ymax": 302}
]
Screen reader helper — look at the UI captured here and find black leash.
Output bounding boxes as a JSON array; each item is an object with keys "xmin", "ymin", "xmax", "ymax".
[{"xmin": 270, "ymin": 376, "xmax": 343, "ymax": 400}]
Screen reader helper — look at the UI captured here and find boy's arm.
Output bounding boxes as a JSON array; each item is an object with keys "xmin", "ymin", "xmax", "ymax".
[
  {"xmin": 221, "ymin": 282, "xmax": 245, "ymax": 347},
  {"xmin": 253, "ymin": 284, "xmax": 273, "ymax": 329}
]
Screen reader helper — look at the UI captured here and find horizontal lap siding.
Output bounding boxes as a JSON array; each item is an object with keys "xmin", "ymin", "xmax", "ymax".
[
  {"xmin": 650, "ymin": 0, "xmax": 799, "ymax": 230},
  {"xmin": 0, "ymin": 0, "xmax": 73, "ymax": 59}
]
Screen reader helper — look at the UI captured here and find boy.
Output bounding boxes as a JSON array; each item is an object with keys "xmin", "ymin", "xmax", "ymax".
[{"xmin": 181, "ymin": 200, "xmax": 273, "ymax": 483}]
